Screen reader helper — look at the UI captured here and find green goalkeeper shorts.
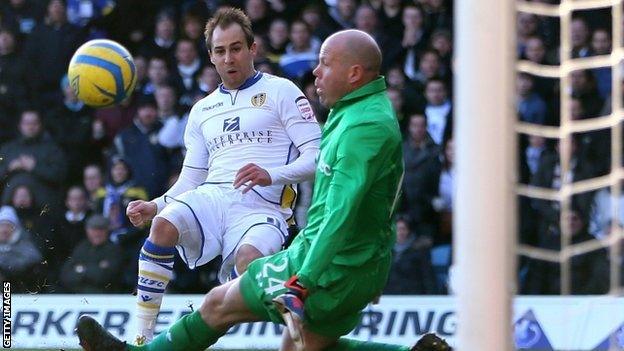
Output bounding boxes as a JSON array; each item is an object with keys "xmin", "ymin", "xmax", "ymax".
[{"xmin": 240, "ymin": 246, "xmax": 391, "ymax": 337}]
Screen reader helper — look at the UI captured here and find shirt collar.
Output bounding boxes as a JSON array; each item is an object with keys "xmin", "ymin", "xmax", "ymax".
[
  {"xmin": 219, "ymin": 71, "xmax": 263, "ymax": 94},
  {"xmin": 334, "ymin": 76, "xmax": 387, "ymax": 107}
]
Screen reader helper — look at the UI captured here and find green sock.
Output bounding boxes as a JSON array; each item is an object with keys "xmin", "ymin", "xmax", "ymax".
[
  {"xmin": 325, "ymin": 337, "xmax": 411, "ymax": 351},
  {"xmin": 127, "ymin": 311, "xmax": 225, "ymax": 351}
]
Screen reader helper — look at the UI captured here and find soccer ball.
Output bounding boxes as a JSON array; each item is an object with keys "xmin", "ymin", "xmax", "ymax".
[{"xmin": 67, "ymin": 39, "xmax": 137, "ymax": 107}]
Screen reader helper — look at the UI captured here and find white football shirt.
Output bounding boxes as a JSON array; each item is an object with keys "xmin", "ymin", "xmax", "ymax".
[{"xmin": 183, "ymin": 72, "xmax": 321, "ymax": 208}]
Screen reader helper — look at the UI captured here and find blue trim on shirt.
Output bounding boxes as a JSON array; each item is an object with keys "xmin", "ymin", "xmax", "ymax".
[{"xmin": 219, "ymin": 71, "xmax": 263, "ymax": 93}]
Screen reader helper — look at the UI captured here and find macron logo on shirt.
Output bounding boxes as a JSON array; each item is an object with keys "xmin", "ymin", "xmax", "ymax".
[{"xmin": 223, "ymin": 117, "xmax": 240, "ymax": 132}]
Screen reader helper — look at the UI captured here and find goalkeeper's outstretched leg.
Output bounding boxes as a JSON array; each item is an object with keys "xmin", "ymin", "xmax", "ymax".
[{"xmin": 77, "ymin": 271, "xmax": 452, "ymax": 351}]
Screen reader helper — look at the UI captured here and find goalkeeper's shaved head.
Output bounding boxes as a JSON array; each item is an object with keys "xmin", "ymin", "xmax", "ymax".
[
  {"xmin": 313, "ymin": 29, "xmax": 382, "ymax": 107},
  {"xmin": 326, "ymin": 29, "xmax": 382, "ymax": 76}
]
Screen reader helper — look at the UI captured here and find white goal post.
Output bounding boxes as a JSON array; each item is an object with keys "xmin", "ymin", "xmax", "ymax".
[{"xmin": 454, "ymin": 0, "xmax": 516, "ymax": 350}]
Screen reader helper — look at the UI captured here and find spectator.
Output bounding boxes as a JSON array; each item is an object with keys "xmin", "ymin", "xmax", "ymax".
[
  {"xmin": 0, "ymin": 0, "xmax": 44, "ymax": 39},
  {"xmin": 421, "ymin": 0, "xmax": 452, "ymax": 33},
  {"xmin": 401, "ymin": 113, "xmax": 442, "ymax": 239},
  {"xmin": 252, "ymin": 33, "xmax": 269, "ymax": 63},
  {"xmin": 384, "ymin": 215, "xmax": 437, "ymax": 294},
  {"xmin": 401, "ymin": 4, "xmax": 430, "ymax": 81},
  {"xmin": 83, "ymin": 164, "xmax": 105, "ymax": 210},
  {"xmin": 387, "ymin": 86, "xmax": 407, "ymax": 128},
  {"xmin": 23, "ymin": 0, "xmax": 82, "ymax": 109},
  {"xmin": 113, "ymin": 96, "xmax": 169, "ymax": 198},
  {"xmin": 519, "ymin": 135, "xmax": 551, "ymax": 184},
  {"xmin": 591, "ymin": 27, "xmax": 612, "ymax": 56},
  {"xmin": 430, "ymin": 29, "xmax": 453, "ymax": 72},
  {"xmin": 266, "ymin": 18, "xmax": 289, "ymax": 64},
  {"xmin": 180, "ymin": 12, "xmax": 208, "ymax": 62},
  {"xmin": 325, "ymin": 0, "xmax": 357, "ymax": 32},
  {"xmin": 300, "ymin": 70, "xmax": 328, "ymax": 124},
  {"xmin": 431, "ymin": 137, "xmax": 455, "ymax": 245},
  {"xmin": 45, "ymin": 75, "xmax": 100, "ymax": 184},
  {"xmin": 0, "ymin": 28, "xmax": 29, "ymax": 145},
  {"xmin": 524, "ymin": 36, "xmax": 557, "ymax": 66},
  {"xmin": 142, "ymin": 56, "xmax": 171, "ymax": 97},
  {"xmin": 424, "ymin": 78, "xmax": 452, "ymax": 145},
  {"xmin": 132, "ymin": 55, "xmax": 149, "ymax": 95},
  {"xmin": 409, "ymin": 49, "xmax": 445, "ymax": 89},
  {"xmin": 518, "ymin": 135, "xmax": 554, "ymax": 247},
  {"xmin": 94, "ymin": 93, "xmax": 139, "ymax": 148},
  {"xmin": 245, "ymin": 0, "xmax": 272, "ymax": 36},
  {"xmin": 517, "ymin": 13, "xmax": 540, "ymax": 58},
  {"xmin": 386, "ymin": 65, "xmax": 423, "ymax": 116},
  {"xmin": 571, "ymin": 16, "xmax": 591, "ymax": 58},
  {"xmin": 354, "ymin": 4, "xmax": 401, "ymax": 72},
  {"xmin": 377, "ymin": 0, "xmax": 404, "ymax": 40},
  {"xmin": 172, "ymin": 38, "xmax": 202, "ymax": 108},
  {"xmin": 94, "ymin": 156, "xmax": 148, "ymax": 244},
  {"xmin": 517, "ymin": 72, "xmax": 547, "ymax": 125},
  {"xmin": 279, "ymin": 19, "xmax": 320, "ymax": 80},
  {"xmin": 60, "ymin": 214, "xmax": 124, "ymax": 293},
  {"xmin": 138, "ymin": 10, "xmax": 177, "ymax": 65},
  {"xmin": 569, "ymin": 69, "xmax": 604, "ymax": 118},
  {"xmin": 590, "ymin": 28, "xmax": 612, "ymax": 99},
  {"xmin": 300, "ymin": 3, "xmax": 333, "ymax": 40},
  {"xmin": 196, "ymin": 64, "xmax": 220, "ymax": 95},
  {"xmin": 155, "ymin": 85, "xmax": 186, "ymax": 166},
  {"xmin": 589, "ymin": 186, "xmax": 624, "ymax": 239},
  {"xmin": 65, "ymin": 0, "xmax": 115, "ymax": 39},
  {"xmin": 522, "ymin": 208, "xmax": 609, "ymax": 295},
  {"xmin": 531, "ymin": 137, "xmax": 596, "ymax": 246},
  {"xmin": 6, "ymin": 183, "xmax": 58, "ymax": 282},
  {"xmin": 0, "ymin": 110, "xmax": 67, "ymax": 209},
  {"xmin": 0, "ymin": 205, "xmax": 42, "ymax": 293},
  {"xmin": 57, "ymin": 186, "xmax": 90, "ymax": 262}
]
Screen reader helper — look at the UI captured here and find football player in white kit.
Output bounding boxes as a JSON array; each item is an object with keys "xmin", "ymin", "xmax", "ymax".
[{"xmin": 125, "ymin": 7, "xmax": 321, "ymax": 344}]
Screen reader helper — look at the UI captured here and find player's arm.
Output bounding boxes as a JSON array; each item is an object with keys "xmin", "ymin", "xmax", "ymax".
[
  {"xmin": 297, "ymin": 123, "xmax": 389, "ymax": 290},
  {"xmin": 267, "ymin": 81, "xmax": 321, "ymax": 185}
]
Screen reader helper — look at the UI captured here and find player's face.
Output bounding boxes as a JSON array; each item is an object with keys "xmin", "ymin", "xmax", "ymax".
[
  {"xmin": 313, "ymin": 41, "xmax": 350, "ymax": 108},
  {"xmin": 209, "ymin": 23, "xmax": 257, "ymax": 90}
]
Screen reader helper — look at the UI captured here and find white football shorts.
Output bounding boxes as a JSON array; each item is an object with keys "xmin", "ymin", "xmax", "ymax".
[{"xmin": 156, "ymin": 183, "xmax": 289, "ymax": 282}]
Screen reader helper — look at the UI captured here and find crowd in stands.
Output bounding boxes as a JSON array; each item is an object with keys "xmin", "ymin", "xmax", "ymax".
[{"xmin": 0, "ymin": 0, "xmax": 620, "ymax": 296}]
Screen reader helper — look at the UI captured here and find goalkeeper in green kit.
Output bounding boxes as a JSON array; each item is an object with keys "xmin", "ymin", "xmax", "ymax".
[{"xmin": 77, "ymin": 29, "xmax": 450, "ymax": 351}]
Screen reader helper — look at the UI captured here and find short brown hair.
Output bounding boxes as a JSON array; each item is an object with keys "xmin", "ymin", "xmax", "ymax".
[{"xmin": 204, "ymin": 7, "xmax": 254, "ymax": 52}]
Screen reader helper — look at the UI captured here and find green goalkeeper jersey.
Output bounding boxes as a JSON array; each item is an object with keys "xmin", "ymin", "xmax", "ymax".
[{"xmin": 292, "ymin": 77, "xmax": 404, "ymax": 291}]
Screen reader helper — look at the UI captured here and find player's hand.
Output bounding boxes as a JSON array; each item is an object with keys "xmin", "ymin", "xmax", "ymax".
[
  {"xmin": 126, "ymin": 200, "xmax": 157, "ymax": 227},
  {"xmin": 233, "ymin": 163, "xmax": 272, "ymax": 194}
]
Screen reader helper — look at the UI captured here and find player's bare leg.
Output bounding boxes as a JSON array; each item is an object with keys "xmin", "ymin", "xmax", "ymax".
[
  {"xmin": 134, "ymin": 217, "xmax": 179, "ymax": 345},
  {"xmin": 233, "ymin": 243, "xmax": 263, "ymax": 278},
  {"xmin": 200, "ymin": 277, "xmax": 263, "ymax": 328}
]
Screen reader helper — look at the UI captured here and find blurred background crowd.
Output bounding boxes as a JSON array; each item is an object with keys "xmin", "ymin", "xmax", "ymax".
[{"xmin": 0, "ymin": 0, "xmax": 620, "ymax": 296}]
